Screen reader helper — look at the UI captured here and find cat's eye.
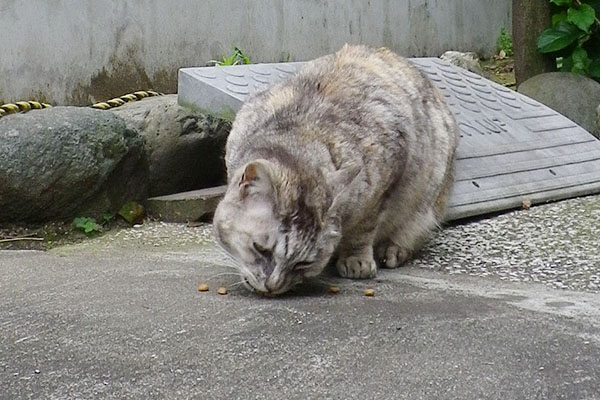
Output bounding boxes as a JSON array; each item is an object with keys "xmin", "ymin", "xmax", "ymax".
[
  {"xmin": 253, "ymin": 242, "xmax": 271, "ymax": 258},
  {"xmin": 293, "ymin": 261, "xmax": 313, "ymax": 271}
]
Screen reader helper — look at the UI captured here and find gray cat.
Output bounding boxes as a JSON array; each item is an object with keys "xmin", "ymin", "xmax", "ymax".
[{"xmin": 213, "ymin": 44, "xmax": 458, "ymax": 295}]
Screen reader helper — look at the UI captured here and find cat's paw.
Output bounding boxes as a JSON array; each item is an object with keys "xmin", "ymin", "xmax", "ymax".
[
  {"xmin": 379, "ymin": 245, "xmax": 411, "ymax": 269},
  {"xmin": 336, "ymin": 256, "xmax": 377, "ymax": 279}
]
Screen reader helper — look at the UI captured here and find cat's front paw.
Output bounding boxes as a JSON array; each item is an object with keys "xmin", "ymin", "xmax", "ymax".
[{"xmin": 336, "ymin": 256, "xmax": 377, "ymax": 279}]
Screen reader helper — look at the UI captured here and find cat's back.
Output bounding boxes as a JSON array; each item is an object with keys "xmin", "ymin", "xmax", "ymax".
[{"xmin": 226, "ymin": 45, "xmax": 456, "ymax": 180}]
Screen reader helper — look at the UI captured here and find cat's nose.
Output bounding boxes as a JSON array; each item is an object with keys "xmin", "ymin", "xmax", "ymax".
[
  {"xmin": 251, "ymin": 280, "xmax": 268, "ymax": 293},
  {"xmin": 264, "ymin": 279, "xmax": 276, "ymax": 293},
  {"xmin": 264, "ymin": 273, "xmax": 285, "ymax": 293}
]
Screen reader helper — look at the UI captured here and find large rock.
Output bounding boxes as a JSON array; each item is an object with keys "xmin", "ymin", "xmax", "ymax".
[
  {"xmin": 440, "ymin": 51, "xmax": 483, "ymax": 75},
  {"xmin": 109, "ymin": 95, "xmax": 230, "ymax": 197},
  {"xmin": 518, "ymin": 72, "xmax": 600, "ymax": 139},
  {"xmin": 0, "ymin": 107, "xmax": 148, "ymax": 222}
]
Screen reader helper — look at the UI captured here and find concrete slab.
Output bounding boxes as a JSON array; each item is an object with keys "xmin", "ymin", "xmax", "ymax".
[
  {"xmin": 178, "ymin": 60, "xmax": 600, "ymax": 221},
  {"xmin": 145, "ymin": 186, "xmax": 226, "ymax": 223},
  {"xmin": 2, "ymin": 213, "xmax": 600, "ymax": 399}
]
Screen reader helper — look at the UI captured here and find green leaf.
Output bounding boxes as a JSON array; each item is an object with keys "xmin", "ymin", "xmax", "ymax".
[
  {"xmin": 102, "ymin": 212, "xmax": 113, "ymax": 226},
  {"xmin": 572, "ymin": 47, "xmax": 591, "ymax": 72},
  {"xmin": 84, "ymin": 223, "xmax": 100, "ymax": 234},
  {"xmin": 567, "ymin": 4, "xmax": 596, "ymax": 33},
  {"xmin": 73, "ymin": 217, "xmax": 86, "ymax": 229},
  {"xmin": 552, "ymin": 11, "xmax": 568, "ymax": 26},
  {"xmin": 234, "ymin": 47, "xmax": 251, "ymax": 64},
  {"xmin": 537, "ymin": 21, "xmax": 583, "ymax": 53},
  {"xmin": 73, "ymin": 217, "xmax": 101, "ymax": 235},
  {"xmin": 551, "ymin": 0, "xmax": 572, "ymax": 6},
  {"xmin": 588, "ymin": 0, "xmax": 600, "ymax": 18},
  {"xmin": 589, "ymin": 58, "xmax": 600, "ymax": 77}
]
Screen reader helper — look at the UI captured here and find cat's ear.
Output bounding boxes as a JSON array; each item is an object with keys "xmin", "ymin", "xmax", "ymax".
[{"xmin": 238, "ymin": 160, "xmax": 275, "ymax": 199}]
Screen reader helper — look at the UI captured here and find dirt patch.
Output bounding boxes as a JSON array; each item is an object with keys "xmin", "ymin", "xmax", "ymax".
[
  {"xmin": 0, "ymin": 220, "xmax": 131, "ymax": 251},
  {"xmin": 482, "ymin": 57, "xmax": 516, "ymax": 89}
]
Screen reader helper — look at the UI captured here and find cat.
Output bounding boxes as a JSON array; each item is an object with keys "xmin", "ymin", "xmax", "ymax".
[{"xmin": 213, "ymin": 44, "xmax": 458, "ymax": 295}]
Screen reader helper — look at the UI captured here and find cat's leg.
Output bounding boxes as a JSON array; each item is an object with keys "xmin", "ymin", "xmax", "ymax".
[
  {"xmin": 376, "ymin": 207, "xmax": 438, "ymax": 268},
  {"xmin": 336, "ymin": 219, "xmax": 378, "ymax": 279},
  {"xmin": 376, "ymin": 168, "xmax": 453, "ymax": 269}
]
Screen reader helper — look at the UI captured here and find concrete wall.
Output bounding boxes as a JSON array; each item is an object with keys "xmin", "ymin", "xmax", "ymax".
[{"xmin": 0, "ymin": 0, "xmax": 511, "ymax": 105}]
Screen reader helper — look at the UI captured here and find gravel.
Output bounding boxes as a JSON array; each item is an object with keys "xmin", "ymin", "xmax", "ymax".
[{"xmin": 412, "ymin": 195, "xmax": 600, "ymax": 293}]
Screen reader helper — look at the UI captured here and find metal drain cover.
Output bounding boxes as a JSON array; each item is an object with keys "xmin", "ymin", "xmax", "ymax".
[{"xmin": 178, "ymin": 59, "xmax": 600, "ymax": 220}]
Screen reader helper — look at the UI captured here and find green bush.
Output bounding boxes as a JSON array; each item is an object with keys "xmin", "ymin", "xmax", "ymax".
[{"xmin": 537, "ymin": 0, "xmax": 600, "ymax": 79}]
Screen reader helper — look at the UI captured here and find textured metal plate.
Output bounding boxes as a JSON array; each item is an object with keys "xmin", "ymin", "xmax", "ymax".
[{"xmin": 178, "ymin": 59, "xmax": 600, "ymax": 220}]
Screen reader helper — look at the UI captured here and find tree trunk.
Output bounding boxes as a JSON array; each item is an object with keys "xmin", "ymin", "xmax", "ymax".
[{"xmin": 513, "ymin": 0, "xmax": 555, "ymax": 86}]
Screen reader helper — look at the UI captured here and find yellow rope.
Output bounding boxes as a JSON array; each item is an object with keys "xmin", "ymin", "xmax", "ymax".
[
  {"xmin": 91, "ymin": 90, "xmax": 163, "ymax": 110},
  {"xmin": 0, "ymin": 90, "xmax": 164, "ymax": 119},
  {"xmin": 0, "ymin": 101, "xmax": 51, "ymax": 118}
]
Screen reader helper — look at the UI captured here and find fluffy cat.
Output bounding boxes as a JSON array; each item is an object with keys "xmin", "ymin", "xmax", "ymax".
[{"xmin": 213, "ymin": 44, "xmax": 458, "ymax": 295}]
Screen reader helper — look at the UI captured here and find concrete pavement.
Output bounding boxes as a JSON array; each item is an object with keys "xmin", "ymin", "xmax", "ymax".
[{"xmin": 1, "ymin": 208, "xmax": 600, "ymax": 399}]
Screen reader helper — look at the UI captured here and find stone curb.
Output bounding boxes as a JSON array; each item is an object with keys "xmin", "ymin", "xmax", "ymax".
[{"xmin": 145, "ymin": 185, "xmax": 226, "ymax": 223}]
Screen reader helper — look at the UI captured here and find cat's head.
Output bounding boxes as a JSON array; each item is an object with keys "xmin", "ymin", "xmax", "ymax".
[{"xmin": 213, "ymin": 159, "xmax": 352, "ymax": 295}]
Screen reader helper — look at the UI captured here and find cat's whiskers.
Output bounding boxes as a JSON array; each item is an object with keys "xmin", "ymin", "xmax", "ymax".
[
  {"xmin": 227, "ymin": 280, "xmax": 247, "ymax": 289},
  {"xmin": 215, "ymin": 248, "xmax": 244, "ymax": 269},
  {"xmin": 206, "ymin": 271, "xmax": 244, "ymax": 281},
  {"xmin": 218, "ymin": 263, "xmax": 241, "ymax": 271}
]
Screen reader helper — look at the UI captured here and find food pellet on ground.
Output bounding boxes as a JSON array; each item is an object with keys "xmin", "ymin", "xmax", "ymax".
[
  {"xmin": 198, "ymin": 283, "xmax": 209, "ymax": 292},
  {"xmin": 217, "ymin": 287, "xmax": 228, "ymax": 295},
  {"xmin": 364, "ymin": 288, "xmax": 375, "ymax": 297}
]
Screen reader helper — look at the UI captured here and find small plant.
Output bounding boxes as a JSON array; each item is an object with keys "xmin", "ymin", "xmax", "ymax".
[
  {"xmin": 73, "ymin": 217, "xmax": 102, "ymax": 235},
  {"xmin": 496, "ymin": 27, "xmax": 514, "ymax": 56},
  {"xmin": 211, "ymin": 47, "xmax": 251, "ymax": 66},
  {"xmin": 537, "ymin": 0, "xmax": 600, "ymax": 79},
  {"xmin": 101, "ymin": 212, "xmax": 113, "ymax": 226}
]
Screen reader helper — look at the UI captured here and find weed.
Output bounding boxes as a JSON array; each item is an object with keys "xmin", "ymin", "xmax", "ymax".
[
  {"xmin": 73, "ymin": 217, "xmax": 102, "ymax": 235},
  {"xmin": 101, "ymin": 212, "xmax": 113, "ymax": 226},
  {"xmin": 497, "ymin": 27, "xmax": 514, "ymax": 56},
  {"xmin": 211, "ymin": 47, "xmax": 251, "ymax": 66}
]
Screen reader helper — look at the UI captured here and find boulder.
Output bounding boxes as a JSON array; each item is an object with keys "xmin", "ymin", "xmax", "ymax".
[
  {"xmin": 440, "ymin": 51, "xmax": 483, "ymax": 75},
  {"xmin": 0, "ymin": 107, "xmax": 148, "ymax": 222},
  {"xmin": 109, "ymin": 95, "xmax": 230, "ymax": 197},
  {"xmin": 518, "ymin": 72, "xmax": 600, "ymax": 139}
]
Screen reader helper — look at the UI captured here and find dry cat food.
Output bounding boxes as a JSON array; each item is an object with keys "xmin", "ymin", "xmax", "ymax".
[
  {"xmin": 329, "ymin": 285, "xmax": 341, "ymax": 294},
  {"xmin": 197, "ymin": 283, "xmax": 209, "ymax": 292},
  {"xmin": 217, "ymin": 287, "xmax": 228, "ymax": 295},
  {"xmin": 198, "ymin": 282, "xmax": 377, "ymax": 297}
]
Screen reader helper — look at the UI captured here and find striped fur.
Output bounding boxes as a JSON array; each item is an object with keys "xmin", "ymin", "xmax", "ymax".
[{"xmin": 214, "ymin": 45, "xmax": 458, "ymax": 295}]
